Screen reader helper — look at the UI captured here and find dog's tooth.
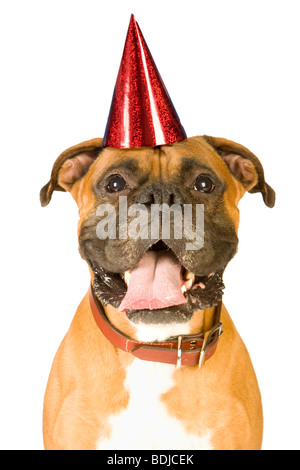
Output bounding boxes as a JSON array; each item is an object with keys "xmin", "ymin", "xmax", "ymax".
[
  {"xmin": 181, "ymin": 285, "xmax": 187, "ymax": 294},
  {"xmin": 185, "ymin": 270, "xmax": 195, "ymax": 281},
  {"xmin": 124, "ymin": 270, "xmax": 132, "ymax": 287},
  {"xmin": 185, "ymin": 278, "xmax": 194, "ymax": 290}
]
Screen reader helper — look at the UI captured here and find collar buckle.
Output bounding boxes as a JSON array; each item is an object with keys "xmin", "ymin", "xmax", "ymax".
[{"xmin": 199, "ymin": 321, "xmax": 223, "ymax": 369}]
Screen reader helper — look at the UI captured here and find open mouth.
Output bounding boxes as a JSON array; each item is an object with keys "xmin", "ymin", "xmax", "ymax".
[
  {"xmin": 118, "ymin": 241, "xmax": 215, "ymax": 312},
  {"xmin": 92, "ymin": 241, "xmax": 225, "ymax": 316}
]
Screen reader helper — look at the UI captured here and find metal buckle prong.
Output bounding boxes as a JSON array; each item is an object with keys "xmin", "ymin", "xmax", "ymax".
[
  {"xmin": 176, "ymin": 335, "xmax": 183, "ymax": 369},
  {"xmin": 198, "ymin": 345, "xmax": 206, "ymax": 369}
]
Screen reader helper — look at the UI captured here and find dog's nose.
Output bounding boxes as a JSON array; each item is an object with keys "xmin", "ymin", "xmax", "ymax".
[{"xmin": 135, "ymin": 183, "xmax": 186, "ymax": 206}]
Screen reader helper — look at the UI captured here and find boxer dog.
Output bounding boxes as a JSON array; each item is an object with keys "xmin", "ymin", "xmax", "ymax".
[{"xmin": 40, "ymin": 135, "xmax": 275, "ymax": 450}]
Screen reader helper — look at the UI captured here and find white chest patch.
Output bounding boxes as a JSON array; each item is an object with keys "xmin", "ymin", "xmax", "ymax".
[{"xmin": 97, "ymin": 322, "xmax": 213, "ymax": 450}]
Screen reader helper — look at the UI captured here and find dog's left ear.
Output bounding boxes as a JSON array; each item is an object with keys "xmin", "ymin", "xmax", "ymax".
[
  {"xmin": 40, "ymin": 138, "xmax": 103, "ymax": 206},
  {"xmin": 203, "ymin": 135, "xmax": 275, "ymax": 208}
]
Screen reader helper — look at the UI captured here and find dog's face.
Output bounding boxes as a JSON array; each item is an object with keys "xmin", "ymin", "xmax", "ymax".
[{"xmin": 41, "ymin": 136, "xmax": 275, "ymax": 324}]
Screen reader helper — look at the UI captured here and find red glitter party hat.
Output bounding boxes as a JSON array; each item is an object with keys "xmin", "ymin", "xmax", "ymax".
[{"xmin": 102, "ymin": 14, "xmax": 187, "ymax": 148}]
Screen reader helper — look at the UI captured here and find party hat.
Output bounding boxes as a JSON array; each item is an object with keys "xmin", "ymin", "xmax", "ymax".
[{"xmin": 102, "ymin": 14, "xmax": 187, "ymax": 148}]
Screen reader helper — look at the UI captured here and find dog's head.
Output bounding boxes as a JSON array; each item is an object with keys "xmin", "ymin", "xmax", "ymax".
[{"xmin": 40, "ymin": 136, "xmax": 275, "ymax": 324}]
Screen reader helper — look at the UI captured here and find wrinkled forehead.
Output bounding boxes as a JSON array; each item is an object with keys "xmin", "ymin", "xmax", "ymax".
[
  {"xmin": 91, "ymin": 146, "xmax": 159, "ymax": 178},
  {"xmin": 89, "ymin": 137, "xmax": 231, "ymax": 183}
]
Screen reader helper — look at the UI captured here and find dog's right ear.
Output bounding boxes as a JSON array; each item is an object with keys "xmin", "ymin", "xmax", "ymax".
[
  {"xmin": 202, "ymin": 135, "xmax": 275, "ymax": 208},
  {"xmin": 40, "ymin": 138, "xmax": 103, "ymax": 206}
]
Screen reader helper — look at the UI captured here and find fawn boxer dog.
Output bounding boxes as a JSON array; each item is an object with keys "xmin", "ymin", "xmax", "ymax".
[{"xmin": 40, "ymin": 135, "xmax": 275, "ymax": 450}]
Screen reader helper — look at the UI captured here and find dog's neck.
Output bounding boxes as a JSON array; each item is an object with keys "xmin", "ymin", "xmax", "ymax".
[
  {"xmin": 89, "ymin": 285, "xmax": 223, "ymax": 369},
  {"xmin": 103, "ymin": 303, "xmax": 216, "ymax": 343}
]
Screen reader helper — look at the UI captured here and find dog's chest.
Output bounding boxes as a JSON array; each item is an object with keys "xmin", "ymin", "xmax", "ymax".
[{"xmin": 96, "ymin": 324, "xmax": 213, "ymax": 450}]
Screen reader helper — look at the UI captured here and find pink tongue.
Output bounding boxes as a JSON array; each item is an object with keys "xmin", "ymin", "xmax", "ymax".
[{"xmin": 118, "ymin": 251, "xmax": 187, "ymax": 312}]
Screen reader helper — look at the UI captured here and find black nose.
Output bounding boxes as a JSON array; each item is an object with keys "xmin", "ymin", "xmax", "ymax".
[{"xmin": 135, "ymin": 183, "xmax": 186, "ymax": 206}]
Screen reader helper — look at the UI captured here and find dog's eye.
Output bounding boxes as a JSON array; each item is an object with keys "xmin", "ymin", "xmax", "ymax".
[
  {"xmin": 193, "ymin": 175, "xmax": 215, "ymax": 193},
  {"xmin": 106, "ymin": 174, "xmax": 127, "ymax": 193}
]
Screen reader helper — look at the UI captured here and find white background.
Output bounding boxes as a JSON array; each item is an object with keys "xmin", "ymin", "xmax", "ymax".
[{"xmin": 0, "ymin": 0, "xmax": 299, "ymax": 450}]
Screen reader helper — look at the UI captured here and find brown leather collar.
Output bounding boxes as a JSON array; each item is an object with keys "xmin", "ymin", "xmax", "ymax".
[{"xmin": 89, "ymin": 285, "xmax": 223, "ymax": 368}]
